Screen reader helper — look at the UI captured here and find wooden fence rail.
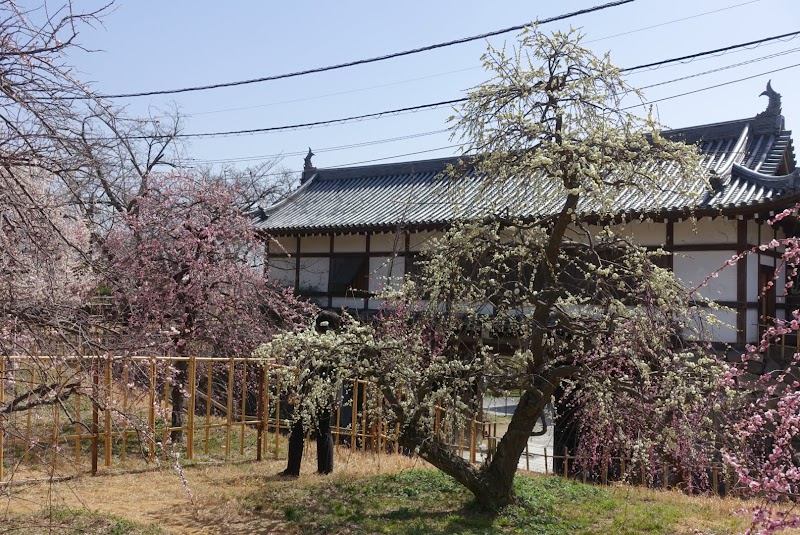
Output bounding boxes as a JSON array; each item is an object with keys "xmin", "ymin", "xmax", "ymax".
[
  {"xmin": 2, "ymin": 355, "xmax": 741, "ymax": 498},
  {"xmin": 0, "ymin": 355, "xmax": 484, "ymax": 484}
]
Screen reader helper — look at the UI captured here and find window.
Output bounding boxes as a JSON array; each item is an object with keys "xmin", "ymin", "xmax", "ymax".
[{"xmin": 329, "ymin": 256, "xmax": 369, "ymax": 296}]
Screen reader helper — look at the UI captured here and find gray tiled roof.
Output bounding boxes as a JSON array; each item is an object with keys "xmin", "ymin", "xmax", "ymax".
[{"xmin": 258, "ymin": 117, "xmax": 798, "ymax": 235}]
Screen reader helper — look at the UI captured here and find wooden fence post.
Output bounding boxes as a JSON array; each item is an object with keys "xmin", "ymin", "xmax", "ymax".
[
  {"xmin": 563, "ymin": 448, "xmax": 569, "ymax": 479},
  {"xmin": 187, "ymin": 356, "xmax": 195, "ymax": 460},
  {"xmin": 469, "ymin": 420, "xmax": 477, "ymax": 463},
  {"xmin": 162, "ymin": 362, "xmax": 170, "ymax": 460},
  {"xmin": 74, "ymin": 381, "xmax": 82, "ymax": 465},
  {"xmin": 712, "ymin": 464, "xmax": 719, "ymax": 496},
  {"xmin": 256, "ymin": 365, "xmax": 264, "ymax": 462},
  {"xmin": 205, "ymin": 361, "xmax": 212, "ymax": 455},
  {"xmin": 525, "ymin": 441, "xmax": 530, "ymax": 471},
  {"xmin": 91, "ymin": 357, "xmax": 99, "ymax": 476},
  {"xmin": 350, "ymin": 378, "xmax": 357, "ymax": 453},
  {"xmin": 148, "ymin": 359, "xmax": 156, "ymax": 461},
  {"xmin": 544, "ymin": 447, "xmax": 548, "ymax": 474},
  {"xmin": 121, "ymin": 361, "xmax": 129, "ymax": 462},
  {"xmin": 104, "ymin": 356, "xmax": 112, "ymax": 468},
  {"xmin": 274, "ymin": 373, "xmax": 281, "ymax": 460},
  {"xmin": 226, "ymin": 357, "xmax": 234, "ymax": 458},
  {"xmin": 0, "ymin": 358, "xmax": 5, "ymax": 482},
  {"xmin": 240, "ymin": 360, "xmax": 247, "ymax": 456}
]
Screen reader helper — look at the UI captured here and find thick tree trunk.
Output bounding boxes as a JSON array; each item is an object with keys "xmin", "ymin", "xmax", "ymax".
[
  {"xmin": 398, "ymin": 388, "xmax": 553, "ymax": 511},
  {"xmin": 478, "ymin": 389, "xmax": 553, "ymax": 508}
]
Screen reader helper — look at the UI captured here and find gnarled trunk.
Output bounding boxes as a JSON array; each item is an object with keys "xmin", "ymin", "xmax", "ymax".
[{"xmin": 398, "ymin": 388, "xmax": 553, "ymax": 511}]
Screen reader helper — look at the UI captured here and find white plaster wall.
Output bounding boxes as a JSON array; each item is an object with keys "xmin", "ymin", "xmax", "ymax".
[
  {"xmin": 268, "ymin": 257, "xmax": 296, "ymax": 288},
  {"xmin": 777, "ymin": 262, "xmax": 787, "ymax": 307},
  {"xmin": 334, "ymin": 234, "xmax": 367, "ymax": 252},
  {"xmin": 368, "ymin": 256, "xmax": 405, "ymax": 294},
  {"xmin": 597, "ymin": 221, "xmax": 666, "ymax": 246},
  {"xmin": 748, "ymin": 220, "xmax": 764, "ymax": 246},
  {"xmin": 332, "ymin": 296, "xmax": 366, "ymax": 309},
  {"xmin": 298, "ymin": 257, "xmax": 330, "ymax": 293},
  {"xmin": 409, "ymin": 231, "xmax": 442, "ymax": 252},
  {"xmin": 672, "ymin": 251, "xmax": 738, "ymax": 301},
  {"xmin": 746, "ymin": 309, "xmax": 759, "ymax": 341},
  {"xmin": 268, "ymin": 236, "xmax": 296, "ymax": 255},
  {"xmin": 367, "ymin": 297, "xmax": 387, "ymax": 310},
  {"xmin": 685, "ymin": 308, "xmax": 737, "ymax": 343},
  {"xmin": 299, "ymin": 236, "xmax": 330, "ymax": 253},
  {"xmin": 674, "ymin": 217, "xmax": 737, "ymax": 245},
  {"xmin": 747, "ymin": 254, "xmax": 759, "ymax": 302},
  {"xmin": 371, "ymin": 232, "xmax": 405, "ymax": 253}
]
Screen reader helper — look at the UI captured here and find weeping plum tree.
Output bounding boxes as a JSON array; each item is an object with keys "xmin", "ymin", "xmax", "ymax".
[
  {"xmin": 262, "ymin": 27, "xmax": 734, "ymax": 511},
  {"xmin": 709, "ymin": 205, "xmax": 800, "ymax": 534},
  {"xmin": 104, "ymin": 173, "xmax": 312, "ymax": 441}
]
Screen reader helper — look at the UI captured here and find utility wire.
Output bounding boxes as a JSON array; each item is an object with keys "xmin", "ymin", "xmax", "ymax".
[
  {"xmin": 637, "ymin": 46, "xmax": 800, "ymax": 90},
  {"xmin": 195, "ymin": 44, "xmax": 800, "ymax": 165},
  {"xmin": 189, "ymin": 57, "xmax": 800, "ymax": 166},
  {"xmin": 185, "ymin": 29, "xmax": 797, "ymax": 118},
  {"xmin": 621, "ymin": 30, "xmax": 800, "ymax": 72},
  {"xmin": 185, "ymin": 69, "xmax": 479, "ymax": 117},
  {"xmin": 585, "ymin": 0, "xmax": 759, "ymax": 43},
  {"xmin": 622, "ymin": 62, "xmax": 800, "ymax": 110},
  {"xmin": 323, "ymin": 145, "xmax": 462, "ymax": 168},
  {"xmin": 74, "ymin": 31, "xmax": 800, "ymax": 144},
  {"xmin": 105, "ymin": 35, "xmax": 800, "ymax": 141},
  {"xmin": 105, "ymin": 99, "xmax": 466, "ymax": 141},
  {"xmin": 188, "ymin": 128, "xmax": 450, "ymax": 164},
  {"xmin": 78, "ymin": 0, "xmax": 634, "ymax": 100}
]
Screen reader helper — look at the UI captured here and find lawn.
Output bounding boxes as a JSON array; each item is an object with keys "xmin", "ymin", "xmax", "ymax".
[{"xmin": 1, "ymin": 448, "xmax": 792, "ymax": 534}]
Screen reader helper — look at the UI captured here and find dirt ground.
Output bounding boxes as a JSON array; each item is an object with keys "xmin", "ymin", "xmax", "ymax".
[{"xmin": 2, "ymin": 446, "xmax": 423, "ymax": 534}]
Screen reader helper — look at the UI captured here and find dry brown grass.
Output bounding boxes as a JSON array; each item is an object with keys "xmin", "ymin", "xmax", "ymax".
[
  {"xmin": 4, "ymin": 444, "xmax": 800, "ymax": 535},
  {"xmin": 2, "ymin": 444, "xmax": 423, "ymax": 534}
]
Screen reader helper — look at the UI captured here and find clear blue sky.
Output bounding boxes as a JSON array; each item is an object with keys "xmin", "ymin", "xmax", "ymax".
[{"xmin": 63, "ymin": 0, "xmax": 799, "ymax": 177}]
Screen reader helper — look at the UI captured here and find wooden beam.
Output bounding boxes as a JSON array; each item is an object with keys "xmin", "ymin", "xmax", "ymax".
[{"xmin": 737, "ymin": 219, "xmax": 748, "ymax": 344}]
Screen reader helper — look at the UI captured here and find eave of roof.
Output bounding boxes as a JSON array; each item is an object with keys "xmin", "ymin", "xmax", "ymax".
[{"xmin": 257, "ymin": 113, "xmax": 796, "ymax": 235}]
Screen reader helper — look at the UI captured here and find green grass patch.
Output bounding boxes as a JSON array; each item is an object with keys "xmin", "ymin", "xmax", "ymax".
[
  {"xmin": 4, "ymin": 507, "xmax": 165, "ymax": 534},
  {"xmin": 243, "ymin": 469, "xmax": 749, "ymax": 534}
]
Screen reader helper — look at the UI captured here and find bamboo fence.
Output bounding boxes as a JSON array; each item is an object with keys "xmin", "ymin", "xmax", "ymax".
[
  {"xmin": 0, "ymin": 354, "xmax": 743, "ymax": 496},
  {"xmin": 0, "ymin": 355, "xmax": 484, "ymax": 484}
]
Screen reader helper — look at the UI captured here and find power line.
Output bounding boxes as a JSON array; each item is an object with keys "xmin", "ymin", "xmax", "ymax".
[
  {"xmin": 185, "ymin": 30, "xmax": 798, "ymax": 120},
  {"xmin": 78, "ymin": 0, "xmax": 635, "ymax": 100},
  {"xmin": 324, "ymin": 145, "xmax": 462, "ymax": 168},
  {"xmin": 78, "ymin": 33, "xmax": 800, "ymax": 143},
  {"xmin": 637, "ymin": 46, "xmax": 800, "ymax": 90},
  {"xmin": 188, "ymin": 128, "xmax": 450, "ymax": 164},
  {"xmin": 185, "ymin": 58, "xmax": 800, "ymax": 167},
  {"xmin": 185, "ymin": 69, "xmax": 479, "ymax": 117},
  {"xmin": 622, "ymin": 62, "xmax": 800, "ymax": 110},
  {"xmin": 585, "ymin": 0, "xmax": 760, "ymax": 43},
  {"xmin": 621, "ymin": 30, "xmax": 800, "ymax": 72},
  {"xmin": 195, "ymin": 44, "xmax": 799, "ymax": 165},
  {"xmin": 102, "ymin": 99, "xmax": 466, "ymax": 141},
  {"xmin": 182, "ymin": 145, "xmax": 461, "ymax": 174},
  {"xmin": 183, "ymin": 55, "xmax": 796, "ymax": 168}
]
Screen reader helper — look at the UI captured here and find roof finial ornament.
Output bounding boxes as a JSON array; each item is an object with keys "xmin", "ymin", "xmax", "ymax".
[
  {"xmin": 301, "ymin": 147, "xmax": 317, "ymax": 185},
  {"xmin": 304, "ymin": 147, "xmax": 315, "ymax": 171},
  {"xmin": 758, "ymin": 80, "xmax": 781, "ymax": 117}
]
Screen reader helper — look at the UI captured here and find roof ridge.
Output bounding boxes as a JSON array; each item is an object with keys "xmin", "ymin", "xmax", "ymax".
[{"xmin": 313, "ymin": 155, "xmax": 466, "ymax": 181}]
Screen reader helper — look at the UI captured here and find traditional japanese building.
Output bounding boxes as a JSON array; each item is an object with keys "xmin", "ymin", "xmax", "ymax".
[{"xmin": 257, "ymin": 85, "xmax": 798, "ymax": 345}]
